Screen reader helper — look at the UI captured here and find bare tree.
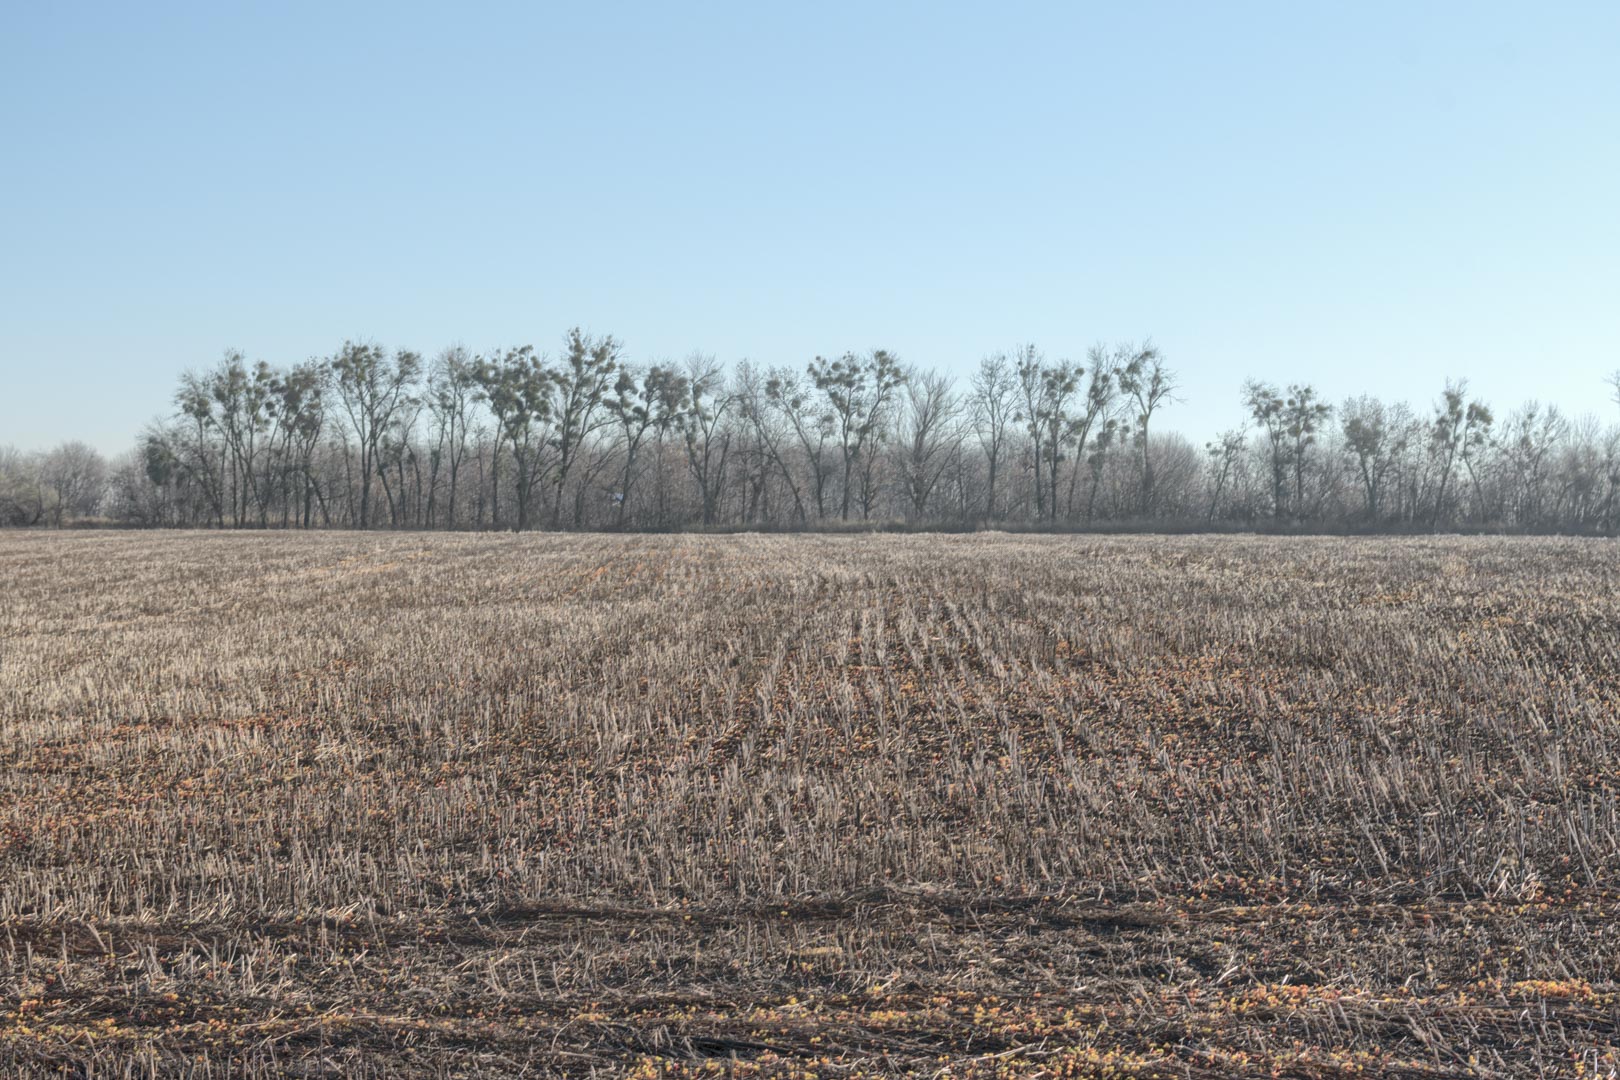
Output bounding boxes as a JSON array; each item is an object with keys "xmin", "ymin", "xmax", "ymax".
[
  {"xmin": 1116, "ymin": 342, "xmax": 1174, "ymax": 515},
  {"xmin": 1205, "ymin": 429, "xmax": 1246, "ymax": 524},
  {"xmin": 171, "ymin": 370, "xmax": 227, "ymax": 527},
  {"xmin": 41, "ymin": 442, "xmax": 106, "ymax": 525},
  {"xmin": 1062, "ymin": 346, "xmax": 1121, "ymax": 519},
  {"xmin": 425, "ymin": 347, "xmax": 477, "ymax": 528},
  {"xmin": 765, "ymin": 366, "xmax": 833, "ymax": 520},
  {"xmin": 550, "ymin": 328, "xmax": 620, "ymax": 527},
  {"xmin": 606, "ymin": 362, "xmax": 686, "ymax": 526},
  {"xmin": 330, "ymin": 342, "xmax": 421, "ymax": 529},
  {"xmin": 200, "ymin": 352, "xmax": 276, "ymax": 526},
  {"xmin": 969, "ymin": 354, "xmax": 1016, "ymax": 520},
  {"xmin": 1427, "ymin": 381, "xmax": 1492, "ymax": 530},
  {"xmin": 677, "ymin": 355, "xmax": 734, "ymax": 527},
  {"xmin": 738, "ymin": 361, "xmax": 808, "ymax": 524},
  {"xmin": 1282, "ymin": 384, "xmax": 1332, "ymax": 521},
  {"xmin": 897, "ymin": 368, "xmax": 961, "ymax": 521},
  {"xmin": 377, "ymin": 387, "xmax": 425, "ymax": 527},
  {"xmin": 1501, "ymin": 402, "xmax": 1563, "ymax": 527},
  {"xmin": 0, "ymin": 447, "xmax": 48, "ymax": 526},
  {"xmin": 1037, "ymin": 363, "xmax": 1081, "ymax": 521},
  {"xmin": 473, "ymin": 346, "xmax": 554, "ymax": 532},
  {"xmin": 808, "ymin": 349, "xmax": 906, "ymax": 520},
  {"xmin": 1083, "ymin": 415, "xmax": 1119, "ymax": 521},
  {"xmin": 1341, "ymin": 396, "xmax": 1404, "ymax": 523},
  {"xmin": 1243, "ymin": 381, "xmax": 1289, "ymax": 518},
  {"xmin": 1014, "ymin": 346, "xmax": 1073, "ymax": 521}
]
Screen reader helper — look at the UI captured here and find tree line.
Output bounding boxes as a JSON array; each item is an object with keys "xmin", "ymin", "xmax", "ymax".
[{"xmin": 5, "ymin": 332, "xmax": 1620, "ymax": 534}]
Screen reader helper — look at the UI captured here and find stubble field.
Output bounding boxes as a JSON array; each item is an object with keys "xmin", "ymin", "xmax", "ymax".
[{"xmin": 1, "ymin": 531, "xmax": 1617, "ymax": 1078}]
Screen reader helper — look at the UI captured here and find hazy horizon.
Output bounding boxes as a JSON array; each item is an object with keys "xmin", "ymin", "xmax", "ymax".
[{"xmin": 5, "ymin": 2, "xmax": 1618, "ymax": 456}]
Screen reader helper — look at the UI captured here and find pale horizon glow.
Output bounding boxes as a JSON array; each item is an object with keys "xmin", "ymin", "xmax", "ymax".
[{"xmin": 3, "ymin": 2, "xmax": 1618, "ymax": 456}]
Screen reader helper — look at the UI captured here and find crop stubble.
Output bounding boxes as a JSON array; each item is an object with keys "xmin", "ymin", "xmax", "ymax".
[{"xmin": 0, "ymin": 532, "xmax": 1617, "ymax": 1077}]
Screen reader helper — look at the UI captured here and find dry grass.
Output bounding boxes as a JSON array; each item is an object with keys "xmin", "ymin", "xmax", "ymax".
[{"xmin": 1, "ymin": 531, "xmax": 1617, "ymax": 1078}]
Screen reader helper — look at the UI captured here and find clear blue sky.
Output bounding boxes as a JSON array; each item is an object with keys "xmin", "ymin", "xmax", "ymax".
[{"xmin": 3, "ymin": 1, "xmax": 1617, "ymax": 454}]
